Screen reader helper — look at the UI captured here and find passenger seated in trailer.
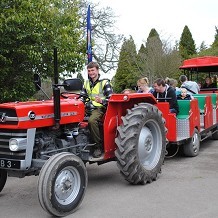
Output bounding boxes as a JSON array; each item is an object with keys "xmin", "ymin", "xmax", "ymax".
[
  {"xmin": 179, "ymin": 75, "xmax": 200, "ymax": 95},
  {"xmin": 213, "ymin": 75, "xmax": 218, "ymax": 87},
  {"xmin": 202, "ymin": 76, "xmax": 217, "ymax": 89},
  {"xmin": 152, "ymin": 78, "xmax": 179, "ymax": 115},
  {"xmin": 165, "ymin": 77, "xmax": 181, "ymax": 96},
  {"xmin": 121, "ymin": 88, "xmax": 135, "ymax": 94},
  {"xmin": 177, "ymin": 88, "xmax": 193, "ymax": 100},
  {"xmin": 137, "ymin": 77, "xmax": 153, "ymax": 93}
]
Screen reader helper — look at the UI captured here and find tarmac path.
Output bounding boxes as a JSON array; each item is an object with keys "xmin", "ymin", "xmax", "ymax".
[{"xmin": 0, "ymin": 138, "xmax": 218, "ymax": 218}]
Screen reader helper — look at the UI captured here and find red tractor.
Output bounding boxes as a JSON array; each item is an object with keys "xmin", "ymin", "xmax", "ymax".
[
  {"xmin": 1, "ymin": 54, "xmax": 217, "ymax": 217},
  {"xmin": 0, "ymin": 53, "xmax": 167, "ymax": 216}
]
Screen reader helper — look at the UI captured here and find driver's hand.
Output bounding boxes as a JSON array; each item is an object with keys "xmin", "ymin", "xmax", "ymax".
[
  {"xmin": 95, "ymin": 95, "xmax": 102, "ymax": 104},
  {"xmin": 78, "ymin": 95, "xmax": 85, "ymax": 103}
]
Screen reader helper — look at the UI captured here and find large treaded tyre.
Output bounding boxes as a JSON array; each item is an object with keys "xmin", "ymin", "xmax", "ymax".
[
  {"xmin": 0, "ymin": 169, "xmax": 7, "ymax": 192},
  {"xmin": 38, "ymin": 152, "xmax": 87, "ymax": 217},
  {"xmin": 115, "ymin": 103, "xmax": 166, "ymax": 185}
]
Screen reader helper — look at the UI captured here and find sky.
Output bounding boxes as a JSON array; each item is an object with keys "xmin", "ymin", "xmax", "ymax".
[
  {"xmin": 92, "ymin": 0, "xmax": 217, "ymax": 50},
  {"xmin": 80, "ymin": 0, "xmax": 217, "ymax": 80}
]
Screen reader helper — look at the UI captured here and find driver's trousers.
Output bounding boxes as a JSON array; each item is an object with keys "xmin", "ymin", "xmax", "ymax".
[{"xmin": 88, "ymin": 107, "xmax": 105, "ymax": 149}]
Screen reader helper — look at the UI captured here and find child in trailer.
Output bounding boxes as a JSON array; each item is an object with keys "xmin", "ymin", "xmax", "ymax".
[{"xmin": 177, "ymin": 88, "xmax": 193, "ymax": 100}]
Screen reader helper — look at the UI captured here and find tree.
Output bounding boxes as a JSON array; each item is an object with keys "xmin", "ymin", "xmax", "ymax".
[
  {"xmin": 136, "ymin": 29, "xmax": 181, "ymax": 84},
  {"xmin": 0, "ymin": 0, "xmax": 122, "ymax": 102},
  {"xmin": 144, "ymin": 29, "xmax": 164, "ymax": 82},
  {"xmin": 77, "ymin": 72, "xmax": 84, "ymax": 84},
  {"xmin": 136, "ymin": 44, "xmax": 147, "ymax": 77},
  {"xmin": 197, "ymin": 26, "xmax": 218, "ymax": 56},
  {"xmin": 113, "ymin": 36, "xmax": 138, "ymax": 93},
  {"xmin": 212, "ymin": 26, "xmax": 218, "ymax": 48},
  {"xmin": 199, "ymin": 41, "xmax": 208, "ymax": 53},
  {"xmin": 79, "ymin": 0, "xmax": 123, "ymax": 73},
  {"xmin": 179, "ymin": 25, "xmax": 196, "ymax": 60},
  {"xmin": 113, "ymin": 28, "xmax": 182, "ymax": 91},
  {"xmin": 160, "ymin": 43, "xmax": 182, "ymax": 81},
  {"xmin": 0, "ymin": 0, "xmax": 85, "ymax": 102}
]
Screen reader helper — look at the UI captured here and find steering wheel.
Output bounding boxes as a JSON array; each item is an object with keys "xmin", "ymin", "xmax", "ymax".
[
  {"xmin": 79, "ymin": 92, "xmax": 90, "ymax": 102},
  {"xmin": 61, "ymin": 92, "xmax": 91, "ymax": 102},
  {"xmin": 61, "ymin": 92, "xmax": 80, "ymax": 99}
]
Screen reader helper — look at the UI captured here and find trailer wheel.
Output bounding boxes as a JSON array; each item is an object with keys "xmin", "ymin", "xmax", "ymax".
[
  {"xmin": 38, "ymin": 152, "xmax": 87, "ymax": 217},
  {"xmin": 183, "ymin": 128, "xmax": 200, "ymax": 157},
  {"xmin": 115, "ymin": 103, "xmax": 166, "ymax": 185},
  {"xmin": 211, "ymin": 128, "xmax": 218, "ymax": 140},
  {"xmin": 0, "ymin": 169, "xmax": 7, "ymax": 192}
]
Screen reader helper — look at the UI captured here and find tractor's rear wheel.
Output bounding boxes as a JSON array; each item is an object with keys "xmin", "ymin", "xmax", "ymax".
[
  {"xmin": 115, "ymin": 103, "xmax": 166, "ymax": 185},
  {"xmin": 0, "ymin": 169, "xmax": 7, "ymax": 192},
  {"xmin": 38, "ymin": 152, "xmax": 87, "ymax": 217}
]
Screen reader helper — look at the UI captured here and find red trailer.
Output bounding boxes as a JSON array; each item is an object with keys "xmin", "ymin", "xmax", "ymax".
[{"xmin": 165, "ymin": 56, "xmax": 218, "ymax": 157}]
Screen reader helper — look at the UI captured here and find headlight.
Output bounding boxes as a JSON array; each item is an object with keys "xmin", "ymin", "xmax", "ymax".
[{"xmin": 9, "ymin": 138, "xmax": 27, "ymax": 151}]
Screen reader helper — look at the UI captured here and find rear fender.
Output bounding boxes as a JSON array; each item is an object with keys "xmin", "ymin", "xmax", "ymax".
[{"xmin": 102, "ymin": 93, "xmax": 158, "ymax": 159}]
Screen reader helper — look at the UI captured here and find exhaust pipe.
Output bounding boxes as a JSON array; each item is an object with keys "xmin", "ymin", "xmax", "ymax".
[{"xmin": 53, "ymin": 48, "xmax": 60, "ymax": 128}]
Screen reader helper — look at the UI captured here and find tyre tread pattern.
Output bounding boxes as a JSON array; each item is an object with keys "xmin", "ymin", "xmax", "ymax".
[{"xmin": 115, "ymin": 103, "xmax": 166, "ymax": 185}]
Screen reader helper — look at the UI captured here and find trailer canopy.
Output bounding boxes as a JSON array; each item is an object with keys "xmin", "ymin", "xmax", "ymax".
[{"xmin": 179, "ymin": 56, "xmax": 218, "ymax": 72}]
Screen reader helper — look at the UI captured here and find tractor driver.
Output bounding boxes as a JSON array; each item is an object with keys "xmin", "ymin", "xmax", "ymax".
[{"xmin": 80, "ymin": 61, "xmax": 113, "ymax": 158}]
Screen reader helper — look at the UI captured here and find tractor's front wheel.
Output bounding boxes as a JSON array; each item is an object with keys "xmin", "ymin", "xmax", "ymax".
[
  {"xmin": 115, "ymin": 103, "xmax": 166, "ymax": 185},
  {"xmin": 0, "ymin": 169, "xmax": 7, "ymax": 192},
  {"xmin": 38, "ymin": 152, "xmax": 87, "ymax": 217}
]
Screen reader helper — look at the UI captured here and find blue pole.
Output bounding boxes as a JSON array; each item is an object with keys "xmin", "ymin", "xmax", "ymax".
[{"xmin": 87, "ymin": 5, "xmax": 92, "ymax": 63}]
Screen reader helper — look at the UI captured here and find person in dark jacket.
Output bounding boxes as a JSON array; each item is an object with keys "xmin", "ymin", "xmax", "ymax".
[
  {"xmin": 152, "ymin": 78, "xmax": 179, "ymax": 115},
  {"xmin": 202, "ymin": 76, "xmax": 217, "ymax": 89}
]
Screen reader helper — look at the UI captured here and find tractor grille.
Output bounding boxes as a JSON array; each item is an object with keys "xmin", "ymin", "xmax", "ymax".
[
  {"xmin": 0, "ymin": 108, "xmax": 18, "ymax": 125},
  {"xmin": 0, "ymin": 129, "xmax": 27, "ymax": 160}
]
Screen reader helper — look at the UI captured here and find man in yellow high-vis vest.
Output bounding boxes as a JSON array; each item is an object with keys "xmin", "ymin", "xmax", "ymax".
[{"xmin": 80, "ymin": 62, "xmax": 113, "ymax": 158}]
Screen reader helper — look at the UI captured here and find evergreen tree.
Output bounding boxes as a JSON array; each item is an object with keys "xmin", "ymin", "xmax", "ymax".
[
  {"xmin": 211, "ymin": 26, "xmax": 218, "ymax": 48},
  {"xmin": 136, "ymin": 29, "xmax": 181, "ymax": 84},
  {"xmin": 146, "ymin": 28, "xmax": 163, "ymax": 52},
  {"xmin": 145, "ymin": 28, "xmax": 164, "ymax": 83},
  {"xmin": 199, "ymin": 41, "xmax": 208, "ymax": 53},
  {"xmin": 198, "ymin": 26, "xmax": 218, "ymax": 56},
  {"xmin": 113, "ymin": 36, "xmax": 138, "ymax": 93},
  {"xmin": 179, "ymin": 25, "xmax": 196, "ymax": 60},
  {"xmin": 137, "ymin": 44, "xmax": 147, "ymax": 77}
]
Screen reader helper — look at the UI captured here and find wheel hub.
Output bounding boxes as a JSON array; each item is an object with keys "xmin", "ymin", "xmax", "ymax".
[
  {"xmin": 138, "ymin": 126, "xmax": 154, "ymax": 155},
  {"xmin": 137, "ymin": 120, "xmax": 162, "ymax": 170},
  {"xmin": 55, "ymin": 170, "xmax": 76, "ymax": 201},
  {"xmin": 192, "ymin": 133, "xmax": 199, "ymax": 153},
  {"xmin": 63, "ymin": 180, "xmax": 72, "ymax": 191},
  {"xmin": 144, "ymin": 137, "xmax": 152, "ymax": 152}
]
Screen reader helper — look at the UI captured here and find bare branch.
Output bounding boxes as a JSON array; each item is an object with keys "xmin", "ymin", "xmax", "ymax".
[{"xmin": 79, "ymin": 0, "xmax": 123, "ymax": 73}]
